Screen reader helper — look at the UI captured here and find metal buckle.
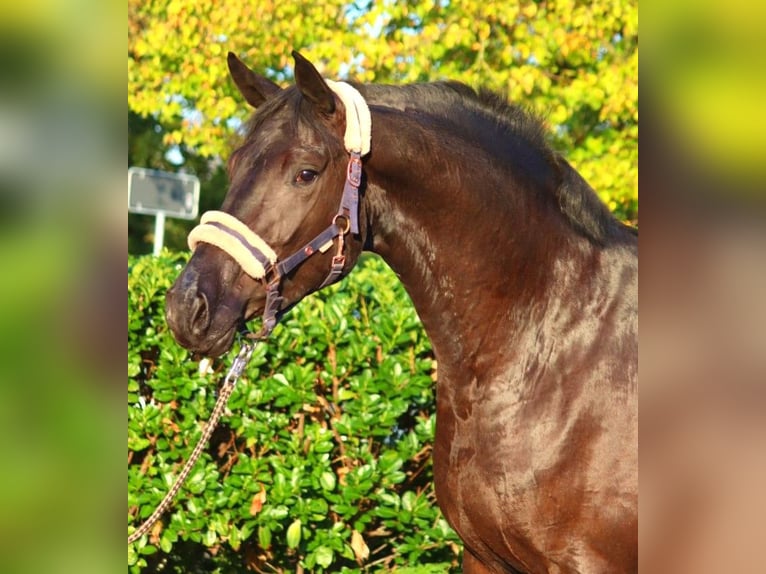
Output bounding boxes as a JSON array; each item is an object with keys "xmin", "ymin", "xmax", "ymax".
[
  {"xmin": 225, "ymin": 340, "xmax": 256, "ymax": 383},
  {"xmin": 346, "ymin": 155, "xmax": 363, "ymax": 187},
  {"xmin": 331, "ymin": 254, "xmax": 346, "ymax": 270}
]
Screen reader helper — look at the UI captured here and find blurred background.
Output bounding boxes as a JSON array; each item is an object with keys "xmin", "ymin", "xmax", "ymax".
[
  {"xmin": 0, "ymin": 1, "xmax": 123, "ymax": 573},
  {"xmin": 640, "ymin": 0, "xmax": 766, "ymax": 571}
]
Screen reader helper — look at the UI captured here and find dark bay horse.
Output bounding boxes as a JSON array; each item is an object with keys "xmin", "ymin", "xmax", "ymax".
[{"xmin": 165, "ymin": 51, "xmax": 637, "ymax": 573}]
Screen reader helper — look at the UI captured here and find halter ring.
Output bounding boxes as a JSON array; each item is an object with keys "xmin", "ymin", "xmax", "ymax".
[{"xmin": 333, "ymin": 214, "xmax": 351, "ymax": 234}]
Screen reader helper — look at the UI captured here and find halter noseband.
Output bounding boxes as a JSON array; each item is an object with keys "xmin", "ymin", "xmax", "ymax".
[{"xmin": 187, "ymin": 81, "xmax": 370, "ymax": 339}]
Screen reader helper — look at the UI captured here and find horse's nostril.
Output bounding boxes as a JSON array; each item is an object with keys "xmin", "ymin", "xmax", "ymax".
[{"xmin": 190, "ymin": 291, "xmax": 210, "ymax": 336}]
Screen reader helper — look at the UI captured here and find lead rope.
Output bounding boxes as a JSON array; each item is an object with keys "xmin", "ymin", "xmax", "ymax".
[{"xmin": 128, "ymin": 338, "xmax": 257, "ymax": 544}]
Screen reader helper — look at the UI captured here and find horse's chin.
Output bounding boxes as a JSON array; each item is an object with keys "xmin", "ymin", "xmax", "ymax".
[
  {"xmin": 201, "ymin": 329, "xmax": 238, "ymax": 358},
  {"xmin": 171, "ymin": 323, "xmax": 238, "ymax": 359}
]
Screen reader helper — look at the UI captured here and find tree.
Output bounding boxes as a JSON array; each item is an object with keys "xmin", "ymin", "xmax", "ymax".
[{"xmin": 128, "ymin": 0, "xmax": 637, "ymax": 223}]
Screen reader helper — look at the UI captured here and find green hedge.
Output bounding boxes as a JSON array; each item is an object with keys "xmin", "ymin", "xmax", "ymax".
[{"xmin": 128, "ymin": 252, "xmax": 461, "ymax": 572}]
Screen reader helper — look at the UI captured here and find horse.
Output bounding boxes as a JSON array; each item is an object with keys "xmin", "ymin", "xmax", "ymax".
[{"xmin": 165, "ymin": 50, "xmax": 638, "ymax": 573}]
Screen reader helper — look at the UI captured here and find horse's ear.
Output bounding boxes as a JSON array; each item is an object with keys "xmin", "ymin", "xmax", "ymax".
[
  {"xmin": 292, "ymin": 50, "xmax": 335, "ymax": 115},
  {"xmin": 227, "ymin": 52, "xmax": 281, "ymax": 108}
]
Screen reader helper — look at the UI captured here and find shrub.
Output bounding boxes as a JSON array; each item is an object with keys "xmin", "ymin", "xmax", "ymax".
[{"xmin": 128, "ymin": 252, "xmax": 461, "ymax": 572}]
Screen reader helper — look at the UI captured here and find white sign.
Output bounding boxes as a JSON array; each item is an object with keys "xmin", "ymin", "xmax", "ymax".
[{"xmin": 128, "ymin": 167, "xmax": 199, "ymax": 220}]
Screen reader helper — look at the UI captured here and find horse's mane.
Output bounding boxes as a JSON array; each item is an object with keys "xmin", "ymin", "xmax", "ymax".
[{"xmin": 361, "ymin": 81, "xmax": 635, "ymax": 245}]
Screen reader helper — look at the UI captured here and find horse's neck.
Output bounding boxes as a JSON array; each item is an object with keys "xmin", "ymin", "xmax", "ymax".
[
  {"xmin": 365, "ymin": 104, "xmax": 635, "ymax": 382},
  {"xmin": 363, "ymin": 105, "xmax": 633, "ymax": 379}
]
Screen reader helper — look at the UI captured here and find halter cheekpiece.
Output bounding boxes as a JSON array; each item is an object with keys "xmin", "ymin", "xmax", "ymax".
[{"xmin": 187, "ymin": 81, "xmax": 371, "ymax": 339}]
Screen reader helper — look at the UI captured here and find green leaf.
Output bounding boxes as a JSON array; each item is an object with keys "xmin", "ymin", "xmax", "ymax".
[
  {"xmin": 258, "ymin": 524, "xmax": 272, "ymax": 549},
  {"xmin": 203, "ymin": 529, "xmax": 216, "ymax": 546},
  {"xmin": 319, "ymin": 471, "xmax": 336, "ymax": 491},
  {"xmin": 286, "ymin": 518, "xmax": 302, "ymax": 549},
  {"xmin": 230, "ymin": 525, "xmax": 241, "ymax": 550},
  {"xmin": 139, "ymin": 544, "xmax": 157, "ymax": 555},
  {"xmin": 402, "ymin": 491, "xmax": 416, "ymax": 512},
  {"xmin": 128, "ymin": 436, "xmax": 151, "ymax": 451},
  {"xmin": 127, "ymin": 543, "xmax": 137, "ymax": 565},
  {"xmin": 314, "ymin": 545, "xmax": 334, "ymax": 568}
]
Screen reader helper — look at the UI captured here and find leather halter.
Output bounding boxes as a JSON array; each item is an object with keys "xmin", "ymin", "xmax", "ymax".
[{"xmin": 187, "ymin": 81, "xmax": 369, "ymax": 339}]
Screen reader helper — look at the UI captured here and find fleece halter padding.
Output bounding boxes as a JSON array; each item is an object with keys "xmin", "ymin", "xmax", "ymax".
[
  {"xmin": 325, "ymin": 80, "xmax": 371, "ymax": 156},
  {"xmin": 187, "ymin": 210, "xmax": 278, "ymax": 279}
]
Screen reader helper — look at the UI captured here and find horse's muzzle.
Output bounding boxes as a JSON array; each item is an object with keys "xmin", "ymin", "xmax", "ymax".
[{"xmin": 165, "ymin": 263, "xmax": 242, "ymax": 357}]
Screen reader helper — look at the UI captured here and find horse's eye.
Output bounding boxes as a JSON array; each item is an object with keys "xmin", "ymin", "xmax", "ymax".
[{"xmin": 295, "ymin": 169, "xmax": 319, "ymax": 185}]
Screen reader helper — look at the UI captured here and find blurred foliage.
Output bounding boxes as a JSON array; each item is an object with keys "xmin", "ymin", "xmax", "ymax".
[
  {"xmin": 128, "ymin": 253, "xmax": 461, "ymax": 572},
  {"xmin": 644, "ymin": 0, "xmax": 765, "ymax": 192},
  {"xmin": 128, "ymin": 0, "xmax": 638, "ymax": 240}
]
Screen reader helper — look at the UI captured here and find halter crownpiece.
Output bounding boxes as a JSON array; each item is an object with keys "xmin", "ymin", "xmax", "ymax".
[
  {"xmin": 325, "ymin": 80, "xmax": 370, "ymax": 234},
  {"xmin": 325, "ymin": 80, "xmax": 371, "ymax": 156},
  {"xmin": 185, "ymin": 80, "xmax": 371, "ymax": 338}
]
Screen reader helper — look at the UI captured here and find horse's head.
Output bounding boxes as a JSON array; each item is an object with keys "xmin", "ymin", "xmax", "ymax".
[{"xmin": 166, "ymin": 51, "xmax": 367, "ymax": 356}]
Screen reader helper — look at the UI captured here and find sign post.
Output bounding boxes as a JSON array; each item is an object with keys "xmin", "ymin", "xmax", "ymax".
[
  {"xmin": 152, "ymin": 212, "xmax": 166, "ymax": 256},
  {"xmin": 128, "ymin": 167, "xmax": 200, "ymax": 255}
]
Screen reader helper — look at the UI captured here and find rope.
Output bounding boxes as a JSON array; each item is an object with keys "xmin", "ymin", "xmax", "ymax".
[{"xmin": 128, "ymin": 341, "xmax": 255, "ymax": 544}]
